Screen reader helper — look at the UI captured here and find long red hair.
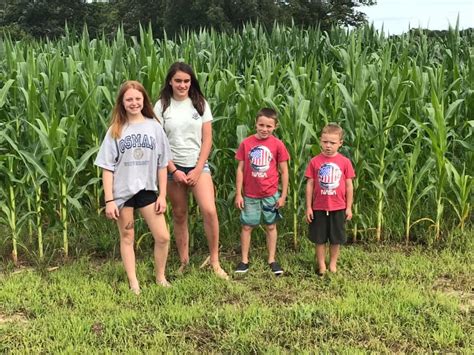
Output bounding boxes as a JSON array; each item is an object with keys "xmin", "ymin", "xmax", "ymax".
[{"xmin": 110, "ymin": 80, "xmax": 158, "ymax": 139}]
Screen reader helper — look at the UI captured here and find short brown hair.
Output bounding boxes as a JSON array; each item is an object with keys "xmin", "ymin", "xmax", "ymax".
[
  {"xmin": 321, "ymin": 123, "xmax": 344, "ymax": 140},
  {"xmin": 256, "ymin": 107, "xmax": 278, "ymax": 124}
]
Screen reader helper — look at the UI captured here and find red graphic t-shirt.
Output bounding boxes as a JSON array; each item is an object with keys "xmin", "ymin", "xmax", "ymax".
[
  {"xmin": 305, "ymin": 153, "xmax": 355, "ymax": 211},
  {"xmin": 236, "ymin": 135, "xmax": 290, "ymax": 198}
]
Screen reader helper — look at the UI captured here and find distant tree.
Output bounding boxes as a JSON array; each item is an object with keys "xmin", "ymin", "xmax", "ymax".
[
  {"xmin": 2, "ymin": 0, "xmax": 88, "ymax": 38},
  {"xmin": 85, "ymin": 2, "xmax": 118, "ymax": 38},
  {"xmin": 163, "ymin": 0, "xmax": 232, "ymax": 35},
  {"xmin": 0, "ymin": 0, "xmax": 377, "ymax": 39},
  {"xmin": 115, "ymin": 0, "xmax": 164, "ymax": 38},
  {"xmin": 221, "ymin": 0, "xmax": 280, "ymax": 28},
  {"xmin": 324, "ymin": 0, "xmax": 376, "ymax": 28},
  {"xmin": 280, "ymin": 0, "xmax": 326, "ymax": 27},
  {"xmin": 0, "ymin": 0, "xmax": 6, "ymax": 16},
  {"xmin": 280, "ymin": 0, "xmax": 376, "ymax": 30},
  {"xmin": 162, "ymin": 0, "xmax": 376, "ymax": 34}
]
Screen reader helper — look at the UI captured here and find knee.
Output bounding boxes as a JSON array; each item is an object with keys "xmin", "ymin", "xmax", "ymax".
[
  {"xmin": 265, "ymin": 224, "xmax": 277, "ymax": 233},
  {"xmin": 154, "ymin": 230, "xmax": 170, "ymax": 245},
  {"xmin": 200, "ymin": 206, "xmax": 218, "ymax": 222},
  {"xmin": 120, "ymin": 229, "xmax": 135, "ymax": 245},
  {"xmin": 172, "ymin": 208, "xmax": 188, "ymax": 225},
  {"xmin": 242, "ymin": 225, "xmax": 253, "ymax": 233}
]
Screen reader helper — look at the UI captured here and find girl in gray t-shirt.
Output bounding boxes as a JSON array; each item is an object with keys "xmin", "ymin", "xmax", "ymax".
[{"xmin": 95, "ymin": 80, "xmax": 172, "ymax": 294}]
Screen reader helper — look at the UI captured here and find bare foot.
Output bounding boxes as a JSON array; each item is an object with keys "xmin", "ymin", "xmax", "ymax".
[
  {"xmin": 156, "ymin": 279, "xmax": 171, "ymax": 287},
  {"xmin": 130, "ymin": 285, "xmax": 140, "ymax": 295},
  {"xmin": 211, "ymin": 264, "xmax": 229, "ymax": 280},
  {"xmin": 177, "ymin": 261, "xmax": 189, "ymax": 274}
]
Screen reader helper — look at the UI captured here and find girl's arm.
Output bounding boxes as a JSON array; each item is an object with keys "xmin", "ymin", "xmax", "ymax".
[
  {"xmin": 103, "ymin": 169, "xmax": 119, "ymax": 220},
  {"xmin": 155, "ymin": 167, "xmax": 168, "ymax": 214},
  {"xmin": 187, "ymin": 121, "xmax": 212, "ymax": 186},
  {"xmin": 168, "ymin": 160, "xmax": 188, "ymax": 184}
]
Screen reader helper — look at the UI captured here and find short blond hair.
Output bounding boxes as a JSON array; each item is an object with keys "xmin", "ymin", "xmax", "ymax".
[{"xmin": 321, "ymin": 123, "xmax": 344, "ymax": 140}]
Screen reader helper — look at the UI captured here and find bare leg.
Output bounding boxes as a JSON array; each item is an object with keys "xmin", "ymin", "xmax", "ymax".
[
  {"xmin": 240, "ymin": 225, "xmax": 253, "ymax": 264},
  {"xmin": 329, "ymin": 244, "xmax": 340, "ymax": 273},
  {"xmin": 265, "ymin": 224, "xmax": 277, "ymax": 264},
  {"xmin": 140, "ymin": 203, "xmax": 170, "ymax": 285},
  {"xmin": 192, "ymin": 173, "xmax": 228, "ymax": 279},
  {"xmin": 117, "ymin": 207, "xmax": 139, "ymax": 293},
  {"xmin": 168, "ymin": 181, "xmax": 189, "ymax": 267},
  {"xmin": 315, "ymin": 244, "xmax": 327, "ymax": 274}
]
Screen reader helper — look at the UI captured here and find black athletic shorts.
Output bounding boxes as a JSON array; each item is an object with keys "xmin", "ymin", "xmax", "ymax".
[
  {"xmin": 167, "ymin": 163, "xmax": 211, "ymax": 180},
  {"xmin": 308, "ymin": 209, "xmax": 347, "ymax": 245},
  {"xmin": 123, "ymin": 190, "xmax": 157, "ymax": 209}
]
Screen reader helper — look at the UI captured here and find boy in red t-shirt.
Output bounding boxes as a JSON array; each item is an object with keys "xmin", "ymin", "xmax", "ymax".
[
  {"xmin": 305, "ymin": 123, "xmax": 355, "ymax": 276},
  {"xmin": 234, "ymin": 108, "xmax": 290, "ymax": 275}
]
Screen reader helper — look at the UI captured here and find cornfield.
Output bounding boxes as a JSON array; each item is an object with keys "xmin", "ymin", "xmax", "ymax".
[{"xmin": 0, "ymin": 24, "xmax": 472, "ymax": 263}]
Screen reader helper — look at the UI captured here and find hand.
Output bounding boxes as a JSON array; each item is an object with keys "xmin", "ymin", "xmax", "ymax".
[
  {"xmin": 235, "ymin": 195, "xmax": 244, "ymax": 210},
  {"xmin": 306, "ymin": 209, "xmax": 313, "ymax": 224},
  {"xmin": 105, "ymin": 201, "xmax": 119, "ymax": 220},
  {"xmin": 186, "ymin": 166, "xmax": 202, "ymax": 186},
  {"xmin": 173, "ymin": 169, "xmax": 188, "ymax": 184},
  {"xmin": 275, "ymin": 196, "xmax": 286, "ymax": 209},
  {"xmin": 345, "ymin": 207, "xmax": 352, "ymax": 220},
  {"xmin": 155, "ymin": 196, "xmax": 167, "ymax": 214}
]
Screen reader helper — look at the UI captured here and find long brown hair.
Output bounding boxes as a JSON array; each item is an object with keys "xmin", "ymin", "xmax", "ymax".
[
  {"xmin": 158, "ymin": 62, "xmax": 206, "ymax": 115},
  {"xmin": 110, "ymin": 80, "xmax": 157, "ymax": 139}
]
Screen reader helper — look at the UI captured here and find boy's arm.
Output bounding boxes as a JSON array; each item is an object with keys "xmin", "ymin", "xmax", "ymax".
[
  {"xmin": 235, "ymin": 160, "xmax": 245, "ymax": 210},
  {"xmin": 103, "ymin": 169, "xmax": 119, "ymax": 220},
  {"xmin": 345, "ymin": 178, "xmax": 354, "ymax": 220},
  {"xmin": 305, "ymin": 178, "xmax": 314, "ymax": 223},
  {"xmin": 155, "ymin": 167, "xmax": 168, "ymax": 214},
  {"xmin": 276, "ymin": 161, "xmax": 289, "ymax": 208}
]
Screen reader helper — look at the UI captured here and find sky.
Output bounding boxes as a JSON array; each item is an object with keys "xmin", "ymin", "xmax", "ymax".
[{"xmin": 360, "ymin": 0, "xmax": 474, "ymax": 35}]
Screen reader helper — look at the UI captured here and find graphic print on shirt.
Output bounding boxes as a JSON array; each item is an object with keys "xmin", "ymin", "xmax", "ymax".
[
  {"xmin": 249, "ymin": 145, "xmax": 273, "ymax": 177},
  {"xmin": 318, "ymin": 162, "xmax": 342, "ymax": 195},
  {"xmin": 192, "ymin": 110, "xmax": 201, "ymax": 120},
  {"xmin": 118, "ymin": 133, "xmax": 156, "ymax": 167}
]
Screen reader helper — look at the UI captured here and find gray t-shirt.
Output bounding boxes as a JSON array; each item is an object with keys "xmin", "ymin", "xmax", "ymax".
[{"xmin": 94, "ymin": 119, "xmax": 171, "ymax": 209}]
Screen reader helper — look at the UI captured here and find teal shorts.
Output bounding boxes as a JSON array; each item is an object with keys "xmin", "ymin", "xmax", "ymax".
[{"xmin": 240, "ymin": 192, "xmax": 282, "ymax": 226}]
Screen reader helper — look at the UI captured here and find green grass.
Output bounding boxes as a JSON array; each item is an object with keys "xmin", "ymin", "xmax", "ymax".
[{"xmin": 1, "ymin": 243, "xmax": 472, "ymax": 353}]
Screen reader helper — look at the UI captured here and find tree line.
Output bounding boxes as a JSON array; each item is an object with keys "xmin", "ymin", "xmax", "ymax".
[{"xmin": 0, "ymin": 0, "xmax": 376, "ymax": 39}]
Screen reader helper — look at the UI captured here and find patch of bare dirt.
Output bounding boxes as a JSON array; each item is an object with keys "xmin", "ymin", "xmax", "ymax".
[
  {"xmin": 0, "ymin": 312, "xmax": 28, "ymax": 325},
  {"xmin": 433, "ymin": 276, "xmax": 474, "ymax": 314},
  {"xmin": 91, "ymin": 322, "xmax": 104, "ymax": 336},
  {"xmin": 183, "ymin": 326, "xmax": 217, "ymax": 350}
]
